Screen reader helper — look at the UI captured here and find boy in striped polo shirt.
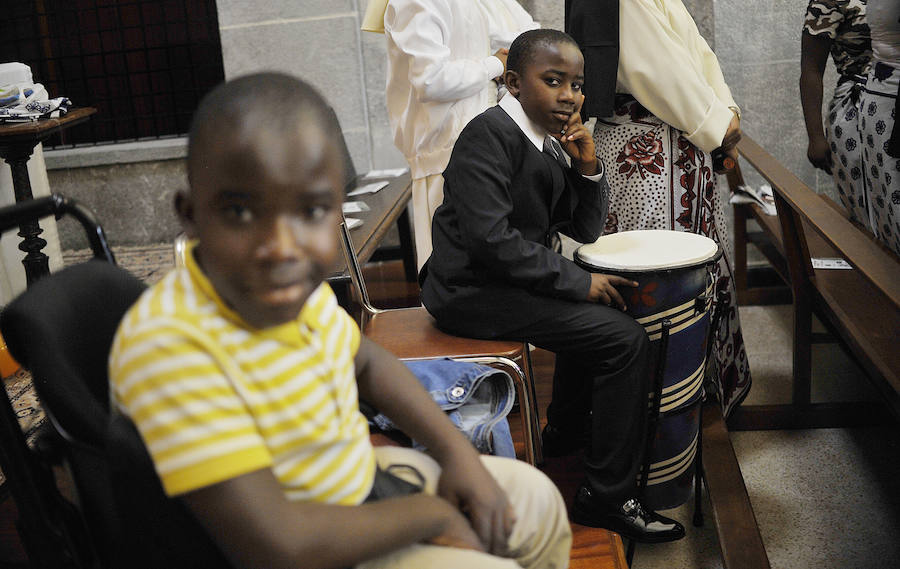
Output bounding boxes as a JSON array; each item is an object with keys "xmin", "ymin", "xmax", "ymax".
[{"xmin": 109, "ymin": 72, "xmax": 571, "ymax": 569}]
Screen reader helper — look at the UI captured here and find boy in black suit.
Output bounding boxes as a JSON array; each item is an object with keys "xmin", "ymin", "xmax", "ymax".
[{"xmin": 421, "ymin": 29, "xmax": 685, "ymax": 543}]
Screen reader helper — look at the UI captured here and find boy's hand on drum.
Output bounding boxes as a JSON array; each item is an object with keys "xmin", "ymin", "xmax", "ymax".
[
  {"xmin": 556, "ymin": 93, "xmax": 599, "ymax": 176},
  {"xmin": 587, "ymin": 274, "xmax": 637, "ymax": 310}
]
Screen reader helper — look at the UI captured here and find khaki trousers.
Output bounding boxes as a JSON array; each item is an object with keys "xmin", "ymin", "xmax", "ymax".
[
  {"xmin": 357, "ymin": 447, "xmax": 572, "ymax": 569},
  {"xmin": 411, "ymin": 174, "xmax": 445, "ymax": 272}
]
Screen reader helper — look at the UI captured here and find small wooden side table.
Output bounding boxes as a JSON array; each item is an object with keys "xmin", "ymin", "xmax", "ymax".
[{"xmin": 0, "ymin": 107, "xmax": 96, "ymax": 286}]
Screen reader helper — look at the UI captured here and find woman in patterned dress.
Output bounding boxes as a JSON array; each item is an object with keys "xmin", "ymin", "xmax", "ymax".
[
  {"xmin": 590, "ymin": 0, "xmax": 750, "ymax": 418},
  {"xmin": 800, "ymin": 0, "xmax": 872, "ymax": 226}
]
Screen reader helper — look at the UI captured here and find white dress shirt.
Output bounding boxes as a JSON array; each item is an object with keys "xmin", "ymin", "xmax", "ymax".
[{"xmin": 498, "ymin": 94, "xmax": 604, "ymax": 180}]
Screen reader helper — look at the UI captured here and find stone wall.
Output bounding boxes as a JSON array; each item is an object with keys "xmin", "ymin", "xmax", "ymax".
[
  {"xmin": 715, "ymin": 0, "xmax": 839, "ymax": 199},
  {"xmin": 49, "ymin": 158, "xmax": 185, "ymax": 250}
]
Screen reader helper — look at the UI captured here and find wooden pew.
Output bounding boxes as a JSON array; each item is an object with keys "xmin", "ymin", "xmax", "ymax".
[
  {"xmin": 700, "ymin": 400, "xmax": 770, "ymax": 569},
  {"xmin": 728, "ymin": 135, "xmax": 900, "ymax": 429},
  {"xmin": 729, "ymin": 167, "xmax": 792, "ymax": 306}
]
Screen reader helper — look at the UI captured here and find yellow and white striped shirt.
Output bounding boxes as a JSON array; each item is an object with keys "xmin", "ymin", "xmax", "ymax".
[{"xmin": 109, "ymin": 248, "xmax": 375, "ymax": 504}]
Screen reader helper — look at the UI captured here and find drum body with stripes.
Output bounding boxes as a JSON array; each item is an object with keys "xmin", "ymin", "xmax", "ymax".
[{"xmin": 574, "ymin": 230, "xmax": 721, "ymax": 510}]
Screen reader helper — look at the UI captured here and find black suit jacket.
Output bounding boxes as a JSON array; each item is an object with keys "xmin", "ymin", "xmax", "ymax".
[
  {"xmin": 566, "ymin": 0, "xmax": 619, "ymax": 119},
  {"xmin": 421, "ymin": 106, "xmax": 609, "ymax": 336}
]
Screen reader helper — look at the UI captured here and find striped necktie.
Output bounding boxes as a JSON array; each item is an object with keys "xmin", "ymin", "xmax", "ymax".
[{"xmin": 543, "ymin": 136, "xmax": 569, "ymax": 168}]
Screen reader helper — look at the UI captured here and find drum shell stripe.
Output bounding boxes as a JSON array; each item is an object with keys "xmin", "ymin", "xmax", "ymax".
[
  {"xmin": 644, "ymin": 309, "xmax": 708, "ymax": 341},
  {"xmin": 660, "ymin": 359, "xmax": 705, "ymax": 413},
  {"xmin": 646, "ymin": 359, "xmax": 705, "ymax": 412},
  {"xmin": 640, "ymin": 405, "xmax": 701, "ymax": 510},
  {"xmin": 647, "ymin": 433, "xmax": 697, "ymax": 484},
  {"xmin": 634, "ymin": 282, "xmax": 714, "ymax": 326}
]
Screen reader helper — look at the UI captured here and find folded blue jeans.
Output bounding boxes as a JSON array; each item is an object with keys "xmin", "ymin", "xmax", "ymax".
[{"xmin": 370, "ymin": 358, "xmax": 516, "ymax": 458}]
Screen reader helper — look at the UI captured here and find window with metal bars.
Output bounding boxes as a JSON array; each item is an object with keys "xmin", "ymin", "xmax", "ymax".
[{"xmin": 1, "ymin": 0, "xmax": 225, "ymax": 148}]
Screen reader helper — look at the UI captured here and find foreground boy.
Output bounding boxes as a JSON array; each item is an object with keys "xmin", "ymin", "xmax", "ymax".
[
  {"xmin": 421, "ymin": 29, "xmax": 685, "ymax": 543},
  {"xmin": 109, "ymin": 73, "xmax": 571, "ymax": 569}
]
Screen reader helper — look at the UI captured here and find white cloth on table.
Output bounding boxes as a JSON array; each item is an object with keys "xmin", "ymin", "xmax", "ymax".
[{"xmin": 0, "ymin": 82, "xmax": 70, "ymax": 122}]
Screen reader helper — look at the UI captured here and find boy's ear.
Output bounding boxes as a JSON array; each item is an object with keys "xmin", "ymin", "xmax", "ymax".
[
  {"xmin": 504, "ymin": 70, "xmax": 522, "ymax": 98},
  {"xmin": 175, "ymin": 191, "xmax": 197, "ymax": 238}
]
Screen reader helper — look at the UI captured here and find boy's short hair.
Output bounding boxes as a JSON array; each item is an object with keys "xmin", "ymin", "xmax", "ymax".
[
  {"xmin": 507, "ymin": 29, "xmax": 580, "ymax": 75},
  {"xmin": 187, "ymin": 72, "xmax": 333, "ymax": 184}
]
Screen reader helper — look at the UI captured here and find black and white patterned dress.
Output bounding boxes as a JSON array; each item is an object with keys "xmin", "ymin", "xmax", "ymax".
[{"xmin": 804, "ymin": 0, "xmax": 873, "ymax": 224}]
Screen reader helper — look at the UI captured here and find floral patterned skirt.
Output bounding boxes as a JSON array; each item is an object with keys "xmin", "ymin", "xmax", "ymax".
[
  {"xmin": 859, "ymin": 61, "xmax": 900, "ymax": 256},
  {"xmin": 826, "ymin": 78, "xmax": 869, "ymax": 226},
  {"xmin": 592, "ymin": 96, "xmax": 751, "ymax": 418}
]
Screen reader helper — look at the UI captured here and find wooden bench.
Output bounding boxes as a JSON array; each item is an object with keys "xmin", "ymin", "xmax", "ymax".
[
  {"xmin": 700, "ymin": 400, "xmax": 770, "ymax": 569},
  {"xmin": 728, "ymin": 135, "xmax": 900, "ymax": 430}
]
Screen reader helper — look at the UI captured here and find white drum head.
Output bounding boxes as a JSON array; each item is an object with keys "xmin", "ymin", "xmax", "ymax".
[{"xmin": 576, "ymin": 230, "xmax": 718, "ymax": 271}]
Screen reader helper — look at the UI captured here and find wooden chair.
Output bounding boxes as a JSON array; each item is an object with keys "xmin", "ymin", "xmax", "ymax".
[{"xmin": 338, "ymin": 220, "xmax": 544, "ymax": 465}]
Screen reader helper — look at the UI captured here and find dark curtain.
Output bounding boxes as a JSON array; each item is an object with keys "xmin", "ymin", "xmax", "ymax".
[
  {"xmin": 565, "ymin": 0, "xmax": 619, "ymax": 120},
  {"xmin": 0, "ymin": 0, "xmax": 225, "ymax": 146}
]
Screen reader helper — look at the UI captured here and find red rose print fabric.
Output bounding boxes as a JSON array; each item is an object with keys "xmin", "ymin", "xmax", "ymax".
[{"xmin": 617, "ymin": 131, "xmax": 666, "ymax": 179}]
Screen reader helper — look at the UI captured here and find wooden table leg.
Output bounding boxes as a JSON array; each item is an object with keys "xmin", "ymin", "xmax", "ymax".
[{"xmin": 1, "ymin": 143, "xmax": 50, "ymax": 286}]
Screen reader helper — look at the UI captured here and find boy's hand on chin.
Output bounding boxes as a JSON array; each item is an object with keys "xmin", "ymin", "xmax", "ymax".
[{"xmin": 556, "ymin": 94, "xmax": 599, "ymax": 175}]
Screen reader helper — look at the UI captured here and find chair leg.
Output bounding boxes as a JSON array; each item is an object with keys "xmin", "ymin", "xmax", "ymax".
[
  {"xmin": 500, "ymin": 358, "xmax": 538, "ymax": 466},
  {"xmin": 792, "ymin": 291, "xmax": 813, "ymax": 406},
  {"xmin": 521, "ymin": 347, "xmax": 544, "ymax": 465}
]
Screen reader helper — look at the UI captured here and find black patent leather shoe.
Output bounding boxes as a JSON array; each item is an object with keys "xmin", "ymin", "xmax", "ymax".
[
  {"xmin": 571, "ymin": 485, "xmax": 686, "ymax": 543},
  {"xmin": 541, "ymin": 424, "xmax": 589, "ymax": 457}
]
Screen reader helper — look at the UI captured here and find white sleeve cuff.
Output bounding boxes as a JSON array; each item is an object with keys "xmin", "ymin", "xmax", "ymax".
[
  {"xmin": 685, "ymin": 100, "xmax": 734, "ymax": 154},
  {"xmin": 483, "ymin": 55, "xmax": 504, "ymax": 79},
  {"xmin": 582, "ymin": 158, "xmax": 605, "ymax": 181}
]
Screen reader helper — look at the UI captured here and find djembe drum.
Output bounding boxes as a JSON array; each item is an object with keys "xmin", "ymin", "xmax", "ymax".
[{"xmin": 575, "ymin": 230, "xmax": 722, "ymax": 510}]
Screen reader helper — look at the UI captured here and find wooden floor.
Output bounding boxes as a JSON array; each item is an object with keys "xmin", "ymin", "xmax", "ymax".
[{"xmin": 362, "ymin": 260, "xmax": 628, "ymax": 568}]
